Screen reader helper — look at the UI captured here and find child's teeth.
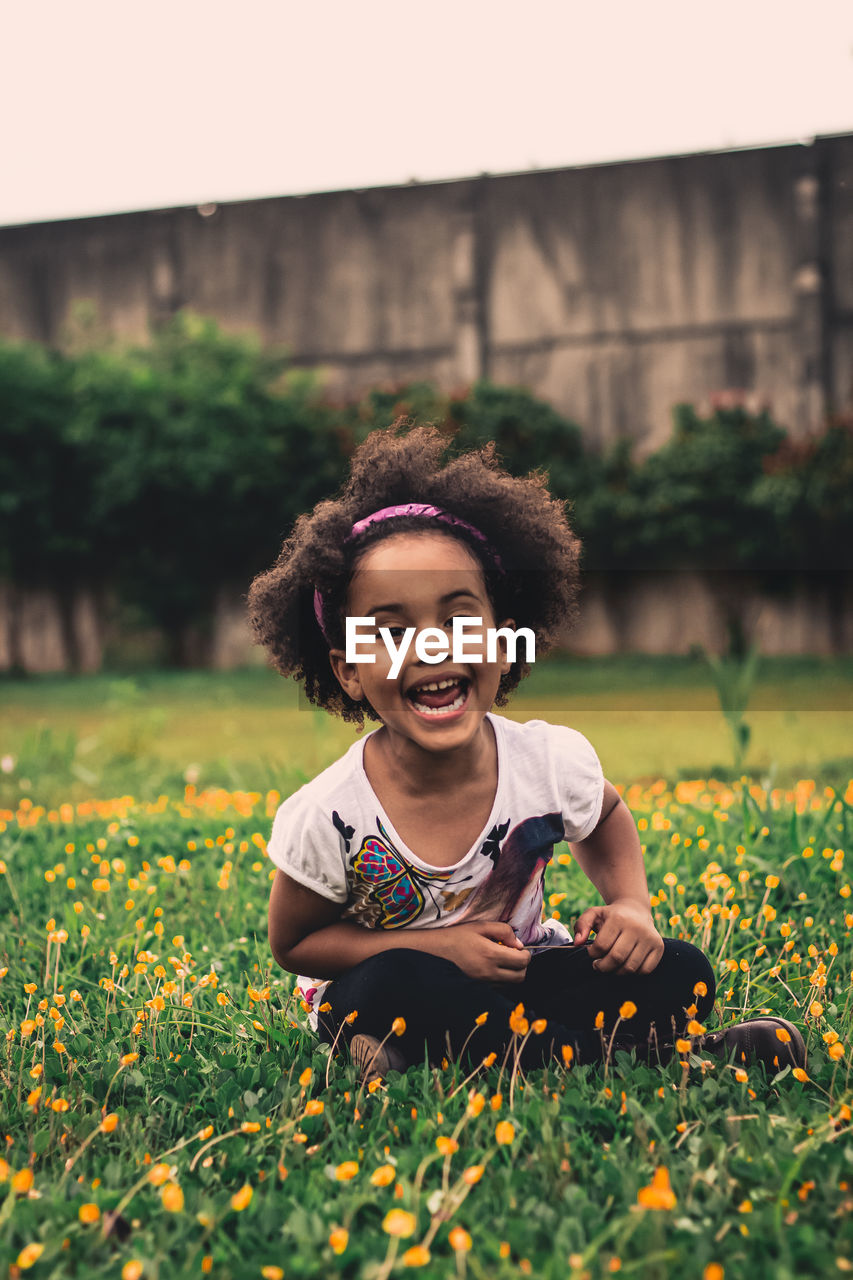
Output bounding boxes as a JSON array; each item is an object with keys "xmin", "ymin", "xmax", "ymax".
[{"xmin": 412, "ymin": 690, "xmax": 467, "ymax": 716}]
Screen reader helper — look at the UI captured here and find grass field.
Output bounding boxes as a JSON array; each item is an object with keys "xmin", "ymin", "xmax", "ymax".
[
  {"xmin": 3, "ymin": 656, "xmax": 853, "ymax": 808},
  {"xmin": 1, "ymin": 658, "xmax": 852, "ymax": 1277}
]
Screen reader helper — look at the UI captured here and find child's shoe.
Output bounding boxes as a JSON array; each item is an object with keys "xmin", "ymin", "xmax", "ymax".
[
  {"xmin": 695, "ymin": 1017, "xmax": 806, "ymax": 1073},
  {"xmin": 349, "ymin": 1033, "xmax": 408, "ymax": 1085}
]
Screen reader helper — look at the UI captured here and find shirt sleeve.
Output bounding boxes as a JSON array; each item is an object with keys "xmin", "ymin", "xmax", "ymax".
[
  {"xmin": 549, "ymin": 724, "xmax": 605, "ymax": 844},
  {"xmin": 267, "ymin": 794, "xmax": 350, "ymax": 903}
]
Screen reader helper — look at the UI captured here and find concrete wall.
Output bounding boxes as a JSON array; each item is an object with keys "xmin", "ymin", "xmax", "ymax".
[{"xmin": 2, "ymin": 134, "xmax": 851, "ymax": 450}]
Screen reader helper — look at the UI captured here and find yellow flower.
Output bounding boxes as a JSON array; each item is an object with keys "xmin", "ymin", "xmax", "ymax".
[
  {"xmin": 449, "ymin": 1227, "xmax": 472, "ymax": 1252},
  {"xmin": 637, "ymin": 1167, "xmax": 676, "ymax": 1210},
  {"xmin": 809, "ymin": 1001, "xmax": 824, "ymax": 1018},
  {"xmin": 335, "ymin": 1161, "xmax": 359, "ymax": 1181},
  {"xmin": 495, "ymin": 1121, "xmax": 515, "ymax": 1145},
  {"xmin": 619, "ymin": 1001, "xmax": 637, "ymax": 1020},
  {"xmin": 775, "ymin": 1027, "xmax": 792, "ymax": 1044},
  {"xmin": 370, "ymin": 1164, "xmax": 396, "ymax": 1187},
  {"xmin": 436, "ymin": 1137, "xmax": 458, "ymax": 1156},
  {"xmin": 329, "ymin": 1229, "xmax": 349, "ymax": 1255},
  {"xmin": 392, "ymin": 1017, "xmax": 406, "ymax": 1036},
  {"xmin": 383, "ymin": 1209, "xmax": 417, "ymax": 1237},
  {"xmin": 230, "ymin": 1183, "xmax": 253, "ymax": 1211},
  {"xmin": 79, "ymin": 1203, "xmax": 100, "ymax": 1223},
  {"xmin": 261, "ymin": 1269, "xmax": 284, "ymax": 1280},
  {"xmin": 161, "ymin": 1182, "xmax": 184, "ymax": 1212},
  {"xmin": 402, "ymin": 1245, "xmax": 431, "ymax": 1267},
  {"xmin": 828, "ymin": 1042, "xmax": 845, "ymax": 1061},
  {"xmin": 16, "ymin": 1243, "xmax": 45, "ymax": 1269}
]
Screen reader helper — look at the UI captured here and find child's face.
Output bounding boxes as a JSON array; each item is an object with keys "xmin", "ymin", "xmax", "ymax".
[{"xmin": 329, "ymin": 531, "xmax": 514, "ymax": 753}]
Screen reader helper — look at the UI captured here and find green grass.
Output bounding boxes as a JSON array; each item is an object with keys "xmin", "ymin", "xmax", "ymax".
[
  {"xmin": 2, "ymin": 656, "xmax": 853, "ymax": 809},
  {"xmin": 1, "ymin": 772, "xmax": 851, "ymax": 1278}
]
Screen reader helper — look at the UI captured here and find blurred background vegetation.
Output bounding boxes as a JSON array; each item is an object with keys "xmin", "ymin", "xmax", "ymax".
[{"xmin": 2, "ymin": 308, "xmax": 852, "ymax": 667}]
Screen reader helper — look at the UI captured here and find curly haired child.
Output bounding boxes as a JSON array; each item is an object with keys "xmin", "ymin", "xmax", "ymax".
[{"xmin": 249, "ymin": 421, "xmax": 806, "ymax": 1084}]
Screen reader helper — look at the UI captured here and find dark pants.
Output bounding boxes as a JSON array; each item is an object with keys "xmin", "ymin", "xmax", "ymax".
[{"xmin": 316, "ymin": 939, "xmax": 716, "ymax": 1070}]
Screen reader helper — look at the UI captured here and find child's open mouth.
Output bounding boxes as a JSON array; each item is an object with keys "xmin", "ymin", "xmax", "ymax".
[{"xmin": 406, "ymin": 676, "xmax": 471, "ymax": 719}]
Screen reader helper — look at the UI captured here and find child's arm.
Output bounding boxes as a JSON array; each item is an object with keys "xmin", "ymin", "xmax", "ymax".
[
  {"xmin": 269, "ymin": 870, "xmax": 530, "ymax": 984},
  {"xmin": 568, "ymin": 780, "xmax": 664, "ymax": 976}
]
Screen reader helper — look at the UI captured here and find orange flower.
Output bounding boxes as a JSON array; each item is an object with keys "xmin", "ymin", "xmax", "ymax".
[
  {"xmin": 637, "ymin": 1167, "xmax": 676, "ymax": 1210},
  {"xmin": 335, "ymin": 1162, "xmax": 359, "ymax": 1181},
  {"xmin": 619, "ymin": 1001, "xmax": 637, "ymax": 1020},
  {"xmin": 16, "ymin": 1243, "xmax": 45, "ymax": 1269},
  {"xmin": 449, "ymin": 1227, "xmax": 472, "ymax": 1252},
  {"xmin": 495, "ymin": 1121, "xmax": 515, "ymax": 1145},
  {"xmin": 509, "ymin": 1004, "xmax": 529, "ymax": 1035},
  {"xmin": 370, "ymin": 1164, "xmax": 396, "ymax": 1187},
  {"xmin": 392, "ymin": 1017, "xmax": 406, "ymax": 1036},
  {"xmin": 436, "ymin": 1137, "xmax": 458, "ymax": 1156},
  {"xmin": 463, "ymin": 1165, "xmax": 484, "ymax": 1185},
  {"xmin": 561, "ymin": 1044, "xmax": 574, "ymax": 1066},
  {"xmin": 531, "ymin": 1018, "xmax": 547, "ymax": 1034},
  {"xmin": 304, "ymin": 1099, "xmax": 324, "ymax": 1117},
  {"xmin": 230, "ymin": 1183, "xmax": 253, "ymax": 1211},
  {"xmin": 79, "ymin": 1203, "xmax": 100, "ymax": 1223},
  {"xmin": 383, "ymin": 1209, "xmax": 416, "ymax": 1237},
  {"xmin": 594, "ymin": 1011, "xmax": 605, "ymax": 1030},
  {"xmin": 12, "ymin": 1169, "xmax": 34, "ymax": 1194},
  {"xmin": 161, "ymin": 1182, "xmax": 184, "ymax": 1212},
  {"xmin": 147, "ymin": 1163, "xmax": 171, "ymax": 1186},
  {"xmin": 402, "ymin": 1245, "xmax": 431, "ymax": 1267},
  {"xmin": 101, "ymin": 1113, "xmax": 119, "ymax": 1133},
  {"xmin": 329, "ymin": 1229, "xmax": 349, "ymax": 1254}
]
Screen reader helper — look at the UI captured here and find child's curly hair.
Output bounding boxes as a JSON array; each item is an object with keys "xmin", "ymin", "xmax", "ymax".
[{"xmin": 247, "ymin": 420, "xmax": 583, "ymax": 727}]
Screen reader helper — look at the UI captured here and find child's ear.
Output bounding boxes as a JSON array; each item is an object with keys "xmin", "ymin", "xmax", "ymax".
[{"xmin": 328, "ymin": 649, "xmax": 364, "ymax": 703}]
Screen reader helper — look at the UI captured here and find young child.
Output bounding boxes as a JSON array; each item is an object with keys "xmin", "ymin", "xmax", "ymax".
[{"xmin": 249, "ymin": 422, "xmax": 806, "ymax": 1083}]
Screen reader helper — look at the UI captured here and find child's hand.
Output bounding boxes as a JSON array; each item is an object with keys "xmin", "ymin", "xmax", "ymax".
[
  {"xmin": 572, "ymin": 900, "xmax": 664, "ymax": 975},
  {"xmin": 439, "ymin": 920, "xmax": 531, "ymax": 984}
]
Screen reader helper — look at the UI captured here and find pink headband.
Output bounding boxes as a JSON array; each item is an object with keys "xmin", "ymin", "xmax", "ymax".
[{"xmin": 312, "ymin": 502, "xmax": 504, "ymax": 643}]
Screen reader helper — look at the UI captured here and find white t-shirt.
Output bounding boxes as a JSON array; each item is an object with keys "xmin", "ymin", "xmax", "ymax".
[{"xmin": 267, "ymin": 713, "xmax": 605, "ymax": 1031}]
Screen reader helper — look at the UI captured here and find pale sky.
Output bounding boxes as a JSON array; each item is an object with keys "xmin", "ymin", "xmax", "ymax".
[{"xmin": 2, "ymin": 0, "xmax": 852, "ymax": 227}]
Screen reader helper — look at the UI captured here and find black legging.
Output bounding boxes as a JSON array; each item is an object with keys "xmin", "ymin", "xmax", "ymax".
[{"xmin": 316, "ymin": 938, "xmax": 717, "ymax": 1071}]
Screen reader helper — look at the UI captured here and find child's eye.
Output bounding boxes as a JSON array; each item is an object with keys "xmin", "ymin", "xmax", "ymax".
[{"xmin": 385, "ymin": 626, "xmax": 407, "ymax": 638}]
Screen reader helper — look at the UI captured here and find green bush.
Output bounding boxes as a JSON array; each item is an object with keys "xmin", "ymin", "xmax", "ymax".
[{"xmin": 1, "ymin": 315, "xmax": 848, "ymax": 665}]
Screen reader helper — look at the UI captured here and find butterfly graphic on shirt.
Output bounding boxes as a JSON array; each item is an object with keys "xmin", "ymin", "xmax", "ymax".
[
  {"xmin": 479, "ymin": 820, "xmax": 510, "ymax": 866},
  {"xmin": 349, "ymin": 818, "xmax": 468, "ymax": 929}
]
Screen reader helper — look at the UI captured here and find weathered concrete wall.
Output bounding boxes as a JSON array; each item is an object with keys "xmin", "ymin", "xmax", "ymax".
[
  {"xmin": 2, "ymin": 576, "xmax": 851, "ymax": 673},
  {"xmin": 1, "ymin": 135, "xmax": 851, "ymax": 450}
]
